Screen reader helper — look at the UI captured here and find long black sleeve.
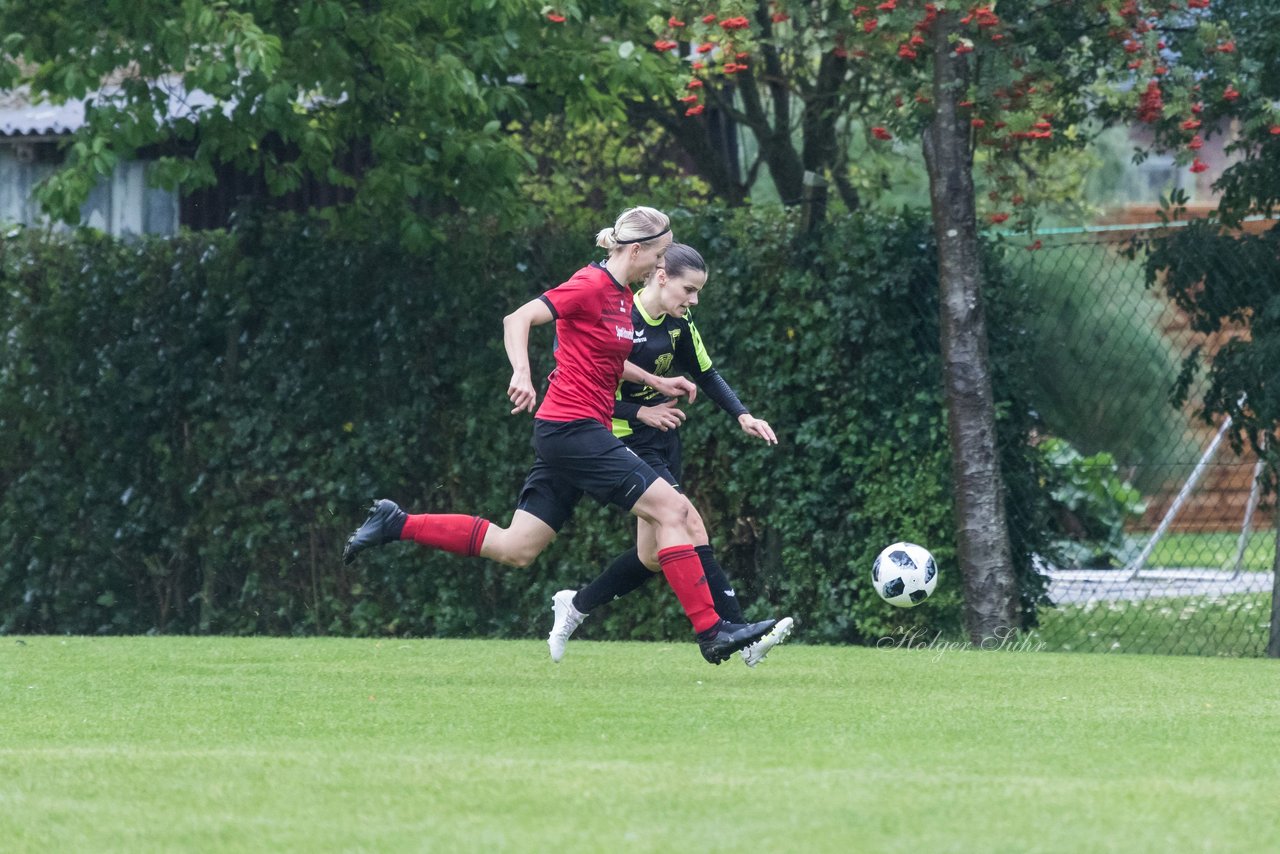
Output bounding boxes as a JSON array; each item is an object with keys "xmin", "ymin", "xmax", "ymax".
[{"xmin": 695, "ymin": 367, "xmax": 748, "ymax": 419}]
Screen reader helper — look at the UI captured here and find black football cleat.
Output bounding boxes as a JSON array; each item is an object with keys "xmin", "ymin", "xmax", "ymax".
[
  {"xmin": 342, "ymin": 499, "xmax": 408, "ymax": 564},
  {"xmin": 697, "ymin": 618, "xmax": 778, "ymax": 665}
]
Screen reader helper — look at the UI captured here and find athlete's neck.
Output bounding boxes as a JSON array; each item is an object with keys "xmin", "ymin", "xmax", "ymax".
[
  {"xmin": 637, "ymin": 286, "xmax": 666, "ymax": 320},
  {"xmin": 602, "ymin": 256, "xmax": 638, "ymax": 287}
]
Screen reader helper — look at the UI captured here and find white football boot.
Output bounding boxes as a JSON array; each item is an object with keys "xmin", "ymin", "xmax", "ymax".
[
  {"xmin": 548, "ymin": 589, "xmax": 586, "ymax": 663},
  {"xmin": 740, "ymin": 616, "xmax": 794, "ymax": 668}
]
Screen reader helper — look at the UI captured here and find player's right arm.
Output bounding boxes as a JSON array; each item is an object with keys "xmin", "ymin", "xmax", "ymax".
[{"xmin": 503, "ymin": 298, "xmax": 554, "ymax": 414}]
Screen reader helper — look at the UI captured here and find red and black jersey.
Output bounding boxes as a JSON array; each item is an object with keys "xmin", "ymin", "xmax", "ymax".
[{"xmin": 535, "ymin": 263, "xmax": 635, "ymax": 427}]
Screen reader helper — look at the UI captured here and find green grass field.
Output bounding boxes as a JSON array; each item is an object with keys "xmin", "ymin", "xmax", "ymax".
[
  {"xmin": 1033, "ymin": 591, "xmax": 1274, "ymax": 656},
  {"xmin": 4, "ymin": 637, "xmax": 1279, "ymax": 852},
  {"xmin": 1134, "ymin": 531, "xmax": 1276, "ymax": 572},
  {"xmin": 1036, "ymin": 530, "xmax": 1277, "ymax": 656}
]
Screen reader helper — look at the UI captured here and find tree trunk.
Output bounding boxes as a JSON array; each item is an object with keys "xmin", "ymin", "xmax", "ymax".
[
  {"xmin": 628, "ymin": 100, "xmax": 747, "ymax": 205},
  {"xmin": 1267, "ymin": 500, "xmax": 1280, "ymax": 658},
  {"xmin": 922, "ymin": 12, "xmax": 1019, "ymax": 645},
  {"xmin": 734, "ymin": 65, "xmax": 806, "ymax": 205}
]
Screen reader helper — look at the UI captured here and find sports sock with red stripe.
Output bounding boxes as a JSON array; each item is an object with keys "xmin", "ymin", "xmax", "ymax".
[
  {"xmin": 658, "ymin": 544, "xmax": 720, "ymax": 634},
  {"xmin": 400, "ymin": 514, "xmax": 491, "ymax": 557}
]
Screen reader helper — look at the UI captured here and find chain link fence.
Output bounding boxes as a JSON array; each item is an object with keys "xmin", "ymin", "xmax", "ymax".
[{"xmin": 1000, "ymin": 220, "xmax": 1278, "ymax": 656}]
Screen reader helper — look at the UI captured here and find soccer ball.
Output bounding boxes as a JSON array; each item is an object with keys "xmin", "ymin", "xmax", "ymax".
[{"xmin": 872, "ymin": 542, "xmax": 938, "ymax": 608}]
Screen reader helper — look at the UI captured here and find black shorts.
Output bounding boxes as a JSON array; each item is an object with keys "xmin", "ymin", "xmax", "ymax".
[
  {"xmin": 516, "ymin": 419, "xmax": 661, "ymax": 532},
  {"xmin": 621, "ymin": 425, "xmax": 683, "ymax": 491}
]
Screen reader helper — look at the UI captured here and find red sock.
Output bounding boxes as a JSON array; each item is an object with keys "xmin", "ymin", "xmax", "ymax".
[
  {"xmin": 658, "ymin": 545, "xmax": 720, "ymax": 633},
  {"xmin": 400, "ymin": 514, "xmax": 491, "ymax": 558}
]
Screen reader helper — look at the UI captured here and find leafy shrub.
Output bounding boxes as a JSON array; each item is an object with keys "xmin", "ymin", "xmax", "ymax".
[{"xmin": 1037, "ymin": 436, "xmax": 1147, "ymax": 568}]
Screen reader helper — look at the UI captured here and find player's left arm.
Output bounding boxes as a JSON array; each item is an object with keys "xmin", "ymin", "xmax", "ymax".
[{"xmin": 680, "ymin": 317, "xmax": 778, "ymax": 445}]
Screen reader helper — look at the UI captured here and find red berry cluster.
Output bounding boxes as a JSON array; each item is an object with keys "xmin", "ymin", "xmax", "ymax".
[
  {"xmin": 648, "ymin": 0, "xmax": 1253, "ymax": 205},
  {"xmin": 652, "ymin": 7, "xmax": 763, "ymax": 118},
  {"xmin": 1106, "ymin": 0, "xmax": 1249, "ymax": 174}
]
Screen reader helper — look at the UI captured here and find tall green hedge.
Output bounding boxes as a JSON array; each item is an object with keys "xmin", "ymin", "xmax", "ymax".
[{"xmin": 0, "ymin": 208, "xmax": 1049, "ymax": 641}]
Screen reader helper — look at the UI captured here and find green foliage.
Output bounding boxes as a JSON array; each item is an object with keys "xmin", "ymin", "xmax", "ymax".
[
  {"xmin": 1203, "ymin": 0, "xmax": 1280, "ymax": 223},
  {"xmin": 0, "ymin": 215, "xmax": 562, "ymax": 635},
  {"xmin": 1037, "ymin": 437, "xmax": 1146, "ymax": 568},
  {"xmin": 1146, "ymin": 222, "xmax": 1280, "ymax": 492},
  {"xmin": 0, "ymin": 208, "xmax": 1051, "ymax": 639},
  {"xmin": 0, "ymin": 0, "xmax": 675, "ymax": 243},
  {"xmin": 620, "ymin": 1, "xmax": 1249, "ymax": 225},
  {"xmin": 510, "ymin": 114, "xmax": 713, "ymax": 235},
  {"xmin": 1138, "ymin": 5, "xmax": 1280, "ymax": 677},
  {"xmin": 0, "ymin": 1, "xmax": 1255, "ymax": 238}
]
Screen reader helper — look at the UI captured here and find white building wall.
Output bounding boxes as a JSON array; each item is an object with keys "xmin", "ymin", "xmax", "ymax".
[{"xmin": 0, "ymin": 147, "xmax": 177, "ymax": 236}]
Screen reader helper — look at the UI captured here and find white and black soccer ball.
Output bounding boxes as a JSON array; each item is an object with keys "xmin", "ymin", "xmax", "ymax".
[{"xmin": 872, "ymin": 542, "xmax": 938, "ymax": 608}]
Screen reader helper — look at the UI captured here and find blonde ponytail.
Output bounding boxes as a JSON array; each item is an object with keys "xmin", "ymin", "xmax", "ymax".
[{"xmin": 596, "ymin": 206, "xmax": 671, "ymax": 253}]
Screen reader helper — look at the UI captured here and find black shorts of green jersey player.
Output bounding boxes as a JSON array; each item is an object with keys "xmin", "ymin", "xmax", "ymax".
[{"xmin": 546, "ymin": 243, "xmax": 792, "ymax": 665}]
